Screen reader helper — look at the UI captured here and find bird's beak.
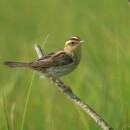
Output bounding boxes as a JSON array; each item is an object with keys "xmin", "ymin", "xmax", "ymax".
[{"xmin": 79, "ymin": 40, "xmax": 85, "ymax": 44}]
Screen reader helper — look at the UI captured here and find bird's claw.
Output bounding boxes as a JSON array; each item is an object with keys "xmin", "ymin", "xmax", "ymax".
[{"xmin": 63, "ymin": 86, "xmax": 72, "ymax": 93}]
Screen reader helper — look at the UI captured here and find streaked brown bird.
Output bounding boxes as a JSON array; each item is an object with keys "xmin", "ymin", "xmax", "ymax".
[{"xmin": 4, "ymin": 36, "xmax": 84, "ymax": 79}]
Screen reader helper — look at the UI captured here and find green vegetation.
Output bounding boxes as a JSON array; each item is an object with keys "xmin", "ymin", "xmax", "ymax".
[{"xmin": 0, "ymin": 0, "xmax": 130, "ymax": 130}]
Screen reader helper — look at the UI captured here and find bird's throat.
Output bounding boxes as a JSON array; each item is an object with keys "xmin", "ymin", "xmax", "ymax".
[{"xmin": 64, "ymin": 46, "xmax": 81, "ymax": 55}]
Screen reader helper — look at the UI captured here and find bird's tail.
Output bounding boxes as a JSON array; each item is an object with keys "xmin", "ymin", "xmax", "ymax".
[{"xmin": 4, "ymin": 61, "xmax": 30, "ymax": 68}]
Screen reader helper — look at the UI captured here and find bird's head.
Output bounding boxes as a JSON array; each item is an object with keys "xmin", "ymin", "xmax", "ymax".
[{"xmin": 64, "ymin": 36, "xmax": 84, "ymax": 54}]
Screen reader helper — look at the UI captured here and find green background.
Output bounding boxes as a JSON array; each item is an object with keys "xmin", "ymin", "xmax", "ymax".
[{"xmin": 0, "ymin": 0, "xmax": 130, "ymax": 130}]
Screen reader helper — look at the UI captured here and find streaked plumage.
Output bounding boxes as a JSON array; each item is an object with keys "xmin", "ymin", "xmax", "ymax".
[{"xmin": 4, "ymin": 36, "xmax": 84, "ymax": 79}]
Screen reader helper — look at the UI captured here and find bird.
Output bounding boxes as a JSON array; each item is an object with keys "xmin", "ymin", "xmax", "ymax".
[{"xmin": 4, "ymin": 36, "xmax": 84, "ymax": 79}]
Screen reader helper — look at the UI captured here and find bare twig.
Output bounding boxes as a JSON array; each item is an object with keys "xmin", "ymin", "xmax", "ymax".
[
  {"xmin": 35, "ymin": 45, "xmax": 113, "ymax": 130},
  {"xmin": 35, "ymin": 44, "xmax": 44, "ymax": 58}
]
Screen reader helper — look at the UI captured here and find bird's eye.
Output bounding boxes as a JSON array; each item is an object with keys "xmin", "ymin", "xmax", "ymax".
[{"xmin": 71, "ymin": 42, "xmax": 75, "ymax": 45}]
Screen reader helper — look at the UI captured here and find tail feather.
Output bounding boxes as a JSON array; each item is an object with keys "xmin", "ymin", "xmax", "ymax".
[{"xmin": 4, "ymin": 61, "xmax": 30, "ymax": 68}]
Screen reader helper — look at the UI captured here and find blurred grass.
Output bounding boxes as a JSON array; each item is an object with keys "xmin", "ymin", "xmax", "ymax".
[{"xmin": 0, "ymin": 0, "xmax": 130, "ymax": 130}]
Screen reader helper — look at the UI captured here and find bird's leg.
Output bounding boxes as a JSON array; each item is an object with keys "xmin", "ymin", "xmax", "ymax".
[{"xmin": 49, "ymin": 77, "xmax": 54, "ymax": 83}]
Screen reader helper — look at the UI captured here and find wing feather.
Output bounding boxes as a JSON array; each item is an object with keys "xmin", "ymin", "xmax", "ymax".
[{"xmin": 30, "ymin": 51, "xmax": 73, "ymax": 68}]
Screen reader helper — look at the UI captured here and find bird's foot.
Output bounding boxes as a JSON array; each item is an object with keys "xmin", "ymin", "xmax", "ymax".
[{"xmin": 63, "ymin": 86, "xmax": 72, "ymax": 93}]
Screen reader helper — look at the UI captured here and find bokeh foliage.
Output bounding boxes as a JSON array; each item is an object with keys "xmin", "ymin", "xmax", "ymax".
[{"xmin": 0, "ymin": 0, "xmax": 130, "ymax": 130}]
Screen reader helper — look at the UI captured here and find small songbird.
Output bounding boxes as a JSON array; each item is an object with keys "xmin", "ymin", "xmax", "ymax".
[{"xmin": 4, "ymin": 36, "xmax": 84, "ymax": 79}]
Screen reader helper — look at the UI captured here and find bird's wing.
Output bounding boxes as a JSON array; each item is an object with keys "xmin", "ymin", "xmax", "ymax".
[
  {"xmin": 31, "ymin": 50, "xmax": 73, "ymax": 68},
  {"xmin": 52, "ymin": 51, "xmax": 73, "ymax": 65}
]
